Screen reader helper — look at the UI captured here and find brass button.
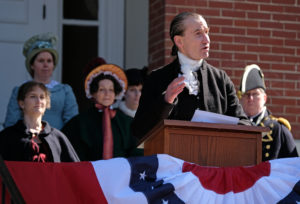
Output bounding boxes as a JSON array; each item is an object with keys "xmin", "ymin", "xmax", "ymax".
[
  {"xmin": 266, "ymin": 145, "xmax": 270, "ymax": 149},
  {"xmin": 265, "ymin": 152, "xmax": 269, "ymax": 157}
]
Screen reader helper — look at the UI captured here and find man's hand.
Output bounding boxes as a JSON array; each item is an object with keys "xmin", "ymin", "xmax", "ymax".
[{"xmin": 164, "ymin": 76, "xmax": 185, "ymax": 104}]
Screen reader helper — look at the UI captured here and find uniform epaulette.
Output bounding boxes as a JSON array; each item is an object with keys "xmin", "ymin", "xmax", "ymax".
[
  {"xmin": 269, "ymin": 115, "xmax": 291, "ymax": 131},
  {"xmin": 237, "ymin": 90, "xmax": 242, "ymax": 99}
]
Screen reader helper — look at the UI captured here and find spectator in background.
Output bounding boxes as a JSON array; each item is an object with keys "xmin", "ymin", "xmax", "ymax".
[
  {"xmin": 132, "ymin": 12, "xmax": 250, "ymax": 140},
  {"xmin": 4, "ymin": 33, "xmax": 78, "ymax": 130},
  {"xmin": 0, "ymin": 81, "xmax": 79, "ymax": 162},
  {"xmin": 238, "ymin": 64, "xmax": 298, "ymax": 161},
  {"xmin": 80, "ymin": 57, "xmax": 107, "ymax": 111},
  {"xmin": 62, "ymin": 64, "xmax": 142, "ymax": 161},
  {"xmin": 118, "ymin": 67, "xmax": 147, "ymax": 118}
]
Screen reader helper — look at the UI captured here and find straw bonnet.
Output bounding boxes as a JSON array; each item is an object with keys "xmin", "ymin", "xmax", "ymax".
[
  {"xmin": 23, "ymin": 32, "xmax": 58, "ymax": 76},
  {"xmin": 85, "ymin": 64, "xmax": 128, "ymax": 100},
  {"xmin": 237, "ymin": 64, "xmax": 266, "ymax": 99}
]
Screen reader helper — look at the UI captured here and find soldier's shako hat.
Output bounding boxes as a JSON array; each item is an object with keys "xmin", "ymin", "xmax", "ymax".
[{"xmin": 237, "ymin": 64, "xmax": 266, "ymax": 99}]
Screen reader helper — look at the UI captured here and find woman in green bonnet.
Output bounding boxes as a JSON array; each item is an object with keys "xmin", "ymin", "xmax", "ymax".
[{"xmin": 4, "ymin": 33, "xmax": 78, "ymax": 130}]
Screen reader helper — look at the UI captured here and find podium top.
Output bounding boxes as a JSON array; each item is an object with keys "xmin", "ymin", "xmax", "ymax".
[
  {"xmin": 162, "ymin": 119, "xmax": 268, "ymax": 132},
  {"xmin": 138, "ymin": 119, "xmax": 269, "ymax": 145}
]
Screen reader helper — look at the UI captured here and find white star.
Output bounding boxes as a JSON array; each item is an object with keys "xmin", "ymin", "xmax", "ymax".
[
  {"xmin": 151, "ymin": 186, "xmax": 154, "ymax": 190},
  {"xmin": 162, "ymin": 199, "xmax": 168, "ymax": 204},
  {"xmin": 139, "ymin": 171, "xmax": 146, "ymax": 180}
]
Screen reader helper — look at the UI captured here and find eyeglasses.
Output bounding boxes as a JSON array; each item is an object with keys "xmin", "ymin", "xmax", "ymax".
[{"xmin": 242, "ymin": 92, "xmax": 261, "ymax": 99}]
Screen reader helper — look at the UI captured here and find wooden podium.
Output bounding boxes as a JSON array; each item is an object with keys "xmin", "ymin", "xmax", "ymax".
[{"xmin": 140, "ymin": 120, "xmax": 269, "ymax": 167}]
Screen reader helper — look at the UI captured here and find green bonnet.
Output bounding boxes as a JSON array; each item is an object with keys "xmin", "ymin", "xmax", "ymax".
[{"xmin": 23, "ymin": 32, "xmax": 58, "ymax": 76}]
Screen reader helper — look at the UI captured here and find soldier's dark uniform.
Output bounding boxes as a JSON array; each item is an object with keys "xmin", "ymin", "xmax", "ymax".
[
  {"xmin": 251, "ymin": 109, "xmax": 298, "ymax": 161},
  {"xmin": 238, "ymin": 64, "xmax": 299, "ymax": 162}
]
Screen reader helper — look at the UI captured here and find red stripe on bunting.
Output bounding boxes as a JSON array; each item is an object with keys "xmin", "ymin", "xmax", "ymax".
[
  {"xmin": 182, "ymin": 161, "xmax": 271, "ymax": 194},
  {"xmin": 5, "ymin": 161, "xmax": 108, "ymax": 204}
]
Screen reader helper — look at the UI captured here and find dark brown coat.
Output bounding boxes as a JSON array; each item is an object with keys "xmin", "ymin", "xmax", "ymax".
[{"xmin": 132, "ymin": 58, "xmax": 250, "ymax": 139}]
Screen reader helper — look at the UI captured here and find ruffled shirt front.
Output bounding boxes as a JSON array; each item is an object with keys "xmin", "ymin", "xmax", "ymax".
[{"xmin": 178, "ymin": 52, "xmax": 203, "ymax": 95}]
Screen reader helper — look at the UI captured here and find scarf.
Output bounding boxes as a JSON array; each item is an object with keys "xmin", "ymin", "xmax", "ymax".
[{"xmin": 95, "ymin": 103, "xmax": 116, "ymax": 159}]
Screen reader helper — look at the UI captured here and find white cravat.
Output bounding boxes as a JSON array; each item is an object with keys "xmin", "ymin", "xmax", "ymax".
[{"xmin": 178, "ymin": 52, "xmax": 203, "ymax": 95}]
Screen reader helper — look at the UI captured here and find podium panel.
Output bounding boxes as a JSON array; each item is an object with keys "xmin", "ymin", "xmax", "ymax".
[{"xmin": 142, "ymin": 120, "xmax": 268, "ymax": 167}]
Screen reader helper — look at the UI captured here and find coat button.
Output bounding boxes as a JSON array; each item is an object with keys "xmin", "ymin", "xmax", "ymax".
[
  {"xmin": 266, "ymin": 145, "xmax": 270, "ymax": 149},
  {"xmin": 265, "ymin": 152, "xmax": 269, "ymax": 157}
]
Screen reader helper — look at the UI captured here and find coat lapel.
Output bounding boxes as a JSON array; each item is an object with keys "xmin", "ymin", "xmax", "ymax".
[{"xmin": 198, "ymin": 60, "xmax": 208, "ymax": 110}]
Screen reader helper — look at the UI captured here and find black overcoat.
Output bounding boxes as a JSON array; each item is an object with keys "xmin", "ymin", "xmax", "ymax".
[
  {"xmin": 0, "ymin": 120, "xmax": 80, "ymax": 162},
  {"xmin": 132, "ymin": 58, "xmax": 250, "ymax": 139}
]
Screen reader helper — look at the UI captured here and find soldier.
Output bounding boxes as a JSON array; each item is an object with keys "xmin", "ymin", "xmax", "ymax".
[{"xmin": 238, "ymin": 64, "xmax": 299, "ymax": 161}]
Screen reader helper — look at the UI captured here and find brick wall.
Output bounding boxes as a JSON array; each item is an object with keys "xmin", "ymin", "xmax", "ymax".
[
  {"xmin": 148, "ymin": 0, "xmax": 300, "ymax": 138},
  {"xmin": 148, "ymin": 0, "xmax": 166, "ymax": 69}
]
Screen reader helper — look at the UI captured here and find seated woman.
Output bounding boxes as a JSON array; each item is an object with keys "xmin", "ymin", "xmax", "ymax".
[
  {"xmin": 62, "ymin": 64, "xmax": 142, "ymax": 161},
  {"xmin": 4, "ymin": 32, "xmax": 78, "ymax": 130},
  {"xmin": 0, "ymin": 81, "xmax": 79, "ymax": 162}
]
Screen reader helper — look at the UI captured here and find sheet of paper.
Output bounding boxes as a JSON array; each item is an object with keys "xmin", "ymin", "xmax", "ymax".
[{"xmin": 191, "ymin": 109, "xmax": 239, "ymax": 125}]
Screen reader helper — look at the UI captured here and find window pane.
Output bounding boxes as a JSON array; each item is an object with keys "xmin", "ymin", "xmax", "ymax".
[
  {"xmin": 62, "ymin": 25, "xmax": 98, "ymax": 112},
  {"xmin": 63, "ymin": 0, "xmax": 98, "ymax": 20}
]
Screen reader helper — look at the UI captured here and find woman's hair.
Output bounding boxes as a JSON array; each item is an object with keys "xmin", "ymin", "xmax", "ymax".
[
  {"xmin": 89, "ymin": 74, "xmax": 122, "ymax": 96},
  {"xmin": 17, "ymin": 81, "xmax": 51, "ymax": 109},
  {"xmin": 29, "ymin": 52, "xmax": 56, "ymax": 77},
  {"xmin": 125, "ymin": 68, "xmax": 147, "ymax": 87},
  {"xmin": 169, "ymin": 12, "xmax": 201, "ymax": 56}
]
